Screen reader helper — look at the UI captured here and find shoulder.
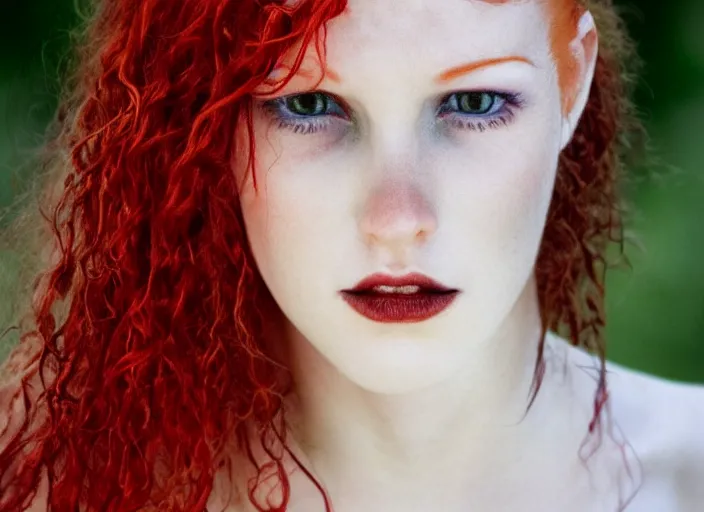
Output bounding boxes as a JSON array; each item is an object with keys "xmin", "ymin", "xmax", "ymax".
[
  {"xmin": 604, "ymin": 359, "xmax": 704, "ymax": 511},
  {"xmin": 555, "ymin": 334, "xmax": 704, "ymax": 512}
]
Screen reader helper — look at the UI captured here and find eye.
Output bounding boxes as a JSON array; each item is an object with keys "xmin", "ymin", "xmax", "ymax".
[
  {"xmin": 259, "ymin": 90, "xmax": 524, "ymax": 135},
  {"xmin": 446, "ymin": 92, "xmax": 498, "ymax": 115},
  {"xmin": 436, "ymin": 91, "xmax": 523, "ymax": 131},
  {"xmin": 284, "ymin": 93, "xmax": 330, "ymax": 116},
  {"xmin": 260, "ymin": 92, "xmax": 348, "ymax": 135}
]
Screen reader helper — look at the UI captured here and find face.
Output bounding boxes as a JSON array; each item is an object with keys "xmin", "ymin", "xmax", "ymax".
[{"xmin": 235, "ymin": 0, "xmax": 590, "ymax": 393}]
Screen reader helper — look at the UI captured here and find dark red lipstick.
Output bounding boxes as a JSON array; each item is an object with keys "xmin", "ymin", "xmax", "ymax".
[{"xmin": 340, "ymin": 272, "xmax": 460, "ymax": 323}]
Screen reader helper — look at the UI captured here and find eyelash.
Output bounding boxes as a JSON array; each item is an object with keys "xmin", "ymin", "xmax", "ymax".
[{"xmin": 259, "ymin": 90, "xmax": 525, "ymax": 135}]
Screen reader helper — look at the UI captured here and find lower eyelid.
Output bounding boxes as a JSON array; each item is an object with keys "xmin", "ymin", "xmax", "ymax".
[
  {"xmin": 442, "ymin": 108, "xmax": 517, "ymax": 131},
  {"xmin": 261, "ymin": 91, "xmax": 524, "ymax": 134}
]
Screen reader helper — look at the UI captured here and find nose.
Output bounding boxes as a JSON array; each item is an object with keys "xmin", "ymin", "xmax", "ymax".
[{"xmin": 359, "ymin": 179, "xmax": 438, "ymax": 252}]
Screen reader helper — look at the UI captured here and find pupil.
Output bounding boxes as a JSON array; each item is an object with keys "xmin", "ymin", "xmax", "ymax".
[
  {"xmin": 460, "ymin": 92, "xmax": 491, "ymax": 113},
  {"xmin": 290, "ymin": 93, "xmax": 323, "ymax": 115}
]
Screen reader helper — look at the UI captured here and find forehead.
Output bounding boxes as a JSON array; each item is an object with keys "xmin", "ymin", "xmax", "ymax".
[{"xmin": 281, "ymin": 0, "xmax": 553, "ymax": 82}]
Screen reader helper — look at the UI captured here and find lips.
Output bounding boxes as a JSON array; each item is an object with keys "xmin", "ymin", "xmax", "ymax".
[{"xmin": 340, "ymin": 272, "xmax": 459, "ymax": 323}]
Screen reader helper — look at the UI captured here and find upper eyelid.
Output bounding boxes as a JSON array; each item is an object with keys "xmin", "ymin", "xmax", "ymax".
[
  {"xmin": 263, "ymin": 89, "xmax": 512, "ymax": 117},
  {"xmin": 438, "ymin": 91, "xmax": 508, "ymax": 113},
  {"xmin": 262, "ymin": 92, "xmax": 348, "ymax": 117}
]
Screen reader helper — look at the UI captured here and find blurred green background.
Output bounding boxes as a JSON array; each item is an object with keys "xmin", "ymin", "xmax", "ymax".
[{"xmin": 0, "ymin": 1, "xmax": 702, "ymax": 382}]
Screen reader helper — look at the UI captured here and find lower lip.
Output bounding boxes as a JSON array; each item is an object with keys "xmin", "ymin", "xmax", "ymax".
[{"xmin": 340, "ymin": 291, "xmax": 459, "ymax": 323}]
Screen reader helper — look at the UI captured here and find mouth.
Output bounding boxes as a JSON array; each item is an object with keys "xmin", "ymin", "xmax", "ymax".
[{"xmin": 340, "ymin": 272, "xmax": 460, "ymax": 323}]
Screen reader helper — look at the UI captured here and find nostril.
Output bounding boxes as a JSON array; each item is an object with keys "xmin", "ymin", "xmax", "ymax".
[
  {"xmin": 416, "ymin": 226, "xmax": 432, "ymax": 243},
  {"xmin": 358, "ymin": 182, "xmax": 438, "ymax": 248}
]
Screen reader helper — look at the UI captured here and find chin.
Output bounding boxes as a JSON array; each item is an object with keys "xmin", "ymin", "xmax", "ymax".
[
  {"xmin": 284, "ymin": 300, "xmax": 478, "ymax": 395},
  {"xmin": 329, "ymin": 335, "xmax": 461, "ymax": 395}
]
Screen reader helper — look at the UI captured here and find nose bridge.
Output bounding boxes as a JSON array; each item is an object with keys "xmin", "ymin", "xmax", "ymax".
[
  {"xmin": 359, "ymin": 176, "xmax": 437, "ymax": 249},
  {"xmin": 367, "ymin": 91, "xmax": 422, "ymax": 159},
  {"xmin": 355, "ymin": 81, "xmax": 437, "ymax": 254}
]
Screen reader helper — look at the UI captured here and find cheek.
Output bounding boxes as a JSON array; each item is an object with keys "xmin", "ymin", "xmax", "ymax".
[
  {"xmin": 494, "ymin": 138, "xmax": 559, "ymax": 257},
  {"xmin": 502, "ymin": 138, "xmax": 558, "ymax": 226},
  {"xmin": 439, "ymin": 112, "xmax": 562, "ymax": 278},
  {"xmin": 237, "ymin": 173, "xmax": 295, "ymax": 288},
  {"xmin": 235, "ymin": 112, "xmax": 361, "ymax": 280},
  {"xmin": 234, "ymin": 120, "xmax": 314, "ymax": 289},
  {"xmin": 236, "ymin": 154, "xmax": 351, "ymax": 302},
  {"xmin": 491, "ymin": 104, "xmax": 562, "ymax": 244}
]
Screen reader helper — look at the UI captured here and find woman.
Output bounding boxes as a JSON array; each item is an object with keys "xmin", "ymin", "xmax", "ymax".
[{"xmin": 0, "ymin": 0, "xmax": 702, "ymax": 510}]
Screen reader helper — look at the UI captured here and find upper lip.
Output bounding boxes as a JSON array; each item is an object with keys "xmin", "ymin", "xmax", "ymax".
[{"xmin": 343, "ymin": 272, "xmax": 457, "ymax": 293}]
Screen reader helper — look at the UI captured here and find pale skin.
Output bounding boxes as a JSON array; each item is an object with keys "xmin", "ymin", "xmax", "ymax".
[
  {"xmin": 223, "ymin": 0, "xmax": 703, "ymax": 510},
  {"xmin": 2, "ymin": 0, "xmax": 702, "ymax": 511}
]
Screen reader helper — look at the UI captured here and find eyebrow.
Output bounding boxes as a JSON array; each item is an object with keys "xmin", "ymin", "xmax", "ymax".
[
  {"xmin": 319, "ymin": 55, "xmax": 535, "ymax": 85},
  {"xmin": 433, "ymin": 55, "xmax": 536, "ymax": 83},
  {"xmin": 277, "ymin": 55, "xmax": 535, "ymax": 86}
]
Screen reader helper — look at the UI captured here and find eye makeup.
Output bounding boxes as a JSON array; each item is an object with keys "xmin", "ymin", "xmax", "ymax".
[{"xmin": 257, "ymin": 89, "xmax": 526, "ymax": 135}]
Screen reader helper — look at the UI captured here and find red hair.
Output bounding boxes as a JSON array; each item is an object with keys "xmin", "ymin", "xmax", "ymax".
[{"xmin": 0, "ymin": 0, "xmax": 645, "ymax": 510}]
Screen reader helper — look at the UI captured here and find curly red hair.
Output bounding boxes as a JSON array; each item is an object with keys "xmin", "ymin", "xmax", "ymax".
[{"xmin": 0, "ymin": 0, "xmax": 645, "ymax": 510}]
